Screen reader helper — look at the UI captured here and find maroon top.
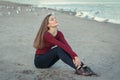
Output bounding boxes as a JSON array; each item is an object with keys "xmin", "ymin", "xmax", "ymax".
[{"xmin": 36, "ymin": 31, "xmax": 77, "ymax": 59}]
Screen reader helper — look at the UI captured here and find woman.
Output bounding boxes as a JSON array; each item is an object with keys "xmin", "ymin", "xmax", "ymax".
[{"xmin": 33, "ymin": 14, "xmax": 98, "ymax": 76}]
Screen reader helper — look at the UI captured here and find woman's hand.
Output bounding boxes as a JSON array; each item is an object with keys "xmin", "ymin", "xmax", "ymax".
[{"xmin": 73, "ymin": 56, "xmax": 81, "ymax": 69}]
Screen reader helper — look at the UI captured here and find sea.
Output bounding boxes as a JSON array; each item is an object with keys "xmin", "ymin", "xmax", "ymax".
[{"xmin": 2, "ymin": 0, "xmax": 120, "ymax": 24}]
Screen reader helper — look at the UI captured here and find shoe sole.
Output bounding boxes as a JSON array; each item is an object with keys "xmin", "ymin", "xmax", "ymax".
[
  {"xmin": 75, "ymin": 72, "xmax": 99, "ymax": 77},
  {"xmin": 75, "ymin": 72, "xmax": 92, "ymax": 76}
]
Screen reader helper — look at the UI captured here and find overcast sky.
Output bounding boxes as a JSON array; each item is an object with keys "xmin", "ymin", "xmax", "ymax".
[
  {"xmin": 3, "ymin": 0, "xmax": 120, "ymax": 4},
  {"xmin": 40, "ymin": 0, "xmax": 120, "ymax": 2}
]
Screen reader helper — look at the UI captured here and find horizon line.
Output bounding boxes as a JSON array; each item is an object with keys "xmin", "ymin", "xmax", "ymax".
[{"xmin": 40, "ymin": 2, "xmax": 120, "ymax": 5}]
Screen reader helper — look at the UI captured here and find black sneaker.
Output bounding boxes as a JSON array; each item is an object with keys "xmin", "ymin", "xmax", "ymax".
[
  {"xmin": 75, "ymin": 67, "xmax": 92, "ymax": 76},
  {"xmin": 82, "ymin": 66, "xmax": 99, "ymax": 77},
  {"xmin": 75, "ymin": 62, "xmax": 99, "ymax": 76}
]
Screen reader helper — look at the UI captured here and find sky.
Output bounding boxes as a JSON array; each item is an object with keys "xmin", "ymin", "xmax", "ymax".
[
  {"xmin": 2, "ymin": 0, "xmax": 120, "ymax": 4},
  {"xmin": 40, "ymin": 0, "xmax": 120, "ymax": 2},
  {"xmin": 3, "ymin": 0, "xmax": 120, "ymax": 2}
]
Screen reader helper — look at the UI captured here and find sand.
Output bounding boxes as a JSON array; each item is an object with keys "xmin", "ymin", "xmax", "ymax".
[{"xmin": 0, "ymin": 1, "xmax": 120, "ymax": 80}]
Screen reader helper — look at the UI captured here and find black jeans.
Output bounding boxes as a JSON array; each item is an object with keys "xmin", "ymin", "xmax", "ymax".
[{"xmin": 34, "ymin": 47, "xmax": 76, "ymax": 69}]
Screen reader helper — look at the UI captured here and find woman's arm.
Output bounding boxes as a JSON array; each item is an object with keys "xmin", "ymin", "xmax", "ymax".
[
  {"xmin": 58, "ymin": 31, "xmax": 81, "ymax": 68},
  {"xmin": 44, "ymin": 32, "xmax": 77, "ymax": 59},
  {"xmin": 58, "ymin": 31, "xmax": 72, "ymax": 49}
]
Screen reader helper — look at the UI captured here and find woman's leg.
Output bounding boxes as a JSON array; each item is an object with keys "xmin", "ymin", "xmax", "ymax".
[
  {"xmin": 53, "ymin": 47, "xmax": 76, "ymax": 69},
  {"xmin": 34, "ymin": 49, "xmax": 59, "ymax": 68},
  {"xmin": 34, "ymin": 47, "xmax": 98, "ymax": 76},
  {"xmin": 34, "ymin": 47, "xmax": 76, "ymax": 69}
]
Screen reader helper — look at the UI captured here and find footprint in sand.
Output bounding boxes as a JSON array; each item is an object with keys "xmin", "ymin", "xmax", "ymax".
[
  {"xmin": 19, "ymin": 70, "xmax": 35, "ymax": 75},
  {"xmin": 14, "ymin": 63, "xmax": 25, "ymax": 66}
]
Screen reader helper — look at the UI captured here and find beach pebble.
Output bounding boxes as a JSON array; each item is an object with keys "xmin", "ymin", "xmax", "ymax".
[
  {"xmin": 7, "ymin": 12, "xmax": 11, "ymax": 15},
  {"xmin": 16, "ymin": 10, "xmax": 20, "ymax": 14},
  {"xmin": 17, "ymin": 7, "xmax": 21, "ymax": 11},
  {"xmin": 31, "ymin": 8, "xmax": 35, "ymax": 11},
  {"xmin": 26, "ymin": 8, "xmax": 32, "ymax": 12},
  {"xmin": 6, "ymin": 6, "xmax": 10, "ymax": 9}
]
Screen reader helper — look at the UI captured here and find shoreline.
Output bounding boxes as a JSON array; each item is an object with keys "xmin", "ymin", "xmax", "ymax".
[{"xmin": 1, "ymin": 0, "xmax": 120, "ymax": 25}]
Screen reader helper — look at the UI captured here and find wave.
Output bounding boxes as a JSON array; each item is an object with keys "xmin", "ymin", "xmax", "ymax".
[
  {"xmin": 75, "ymin": 11, "xmax": 120, "ymax": 24},
  {"xmin": 41, "ymin": 2, "xmax": 120, "ymax": 5}
]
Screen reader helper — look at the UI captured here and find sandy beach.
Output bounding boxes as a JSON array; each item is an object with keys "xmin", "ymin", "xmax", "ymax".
[{"xmin": 0, "ymin": 1, "xmax": 120, "ymax": 80}]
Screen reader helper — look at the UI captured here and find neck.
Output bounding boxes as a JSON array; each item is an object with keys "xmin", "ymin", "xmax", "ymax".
[{"xmin": 48, "ymin": 27, "xmax": 58, "ymax": 36}]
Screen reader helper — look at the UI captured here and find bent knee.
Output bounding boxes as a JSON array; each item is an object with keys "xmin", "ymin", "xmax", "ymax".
[
  {"xmin": 54, "ymin": 47, "xmax": 64, "ymax": 51},
  {"xmin": 54, "ymin": 47, "xmax": 68, "ymax": 55}
]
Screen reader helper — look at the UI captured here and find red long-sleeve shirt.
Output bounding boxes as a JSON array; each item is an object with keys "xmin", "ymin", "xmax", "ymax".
[{"xmin": 36, "ymin": 31, "xmax": 77, "ymax": 59}]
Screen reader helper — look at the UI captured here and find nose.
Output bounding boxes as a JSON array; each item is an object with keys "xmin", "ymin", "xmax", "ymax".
[{"xmin": 55, "ymin": 18, "xmax": 58, "ymax": 22}]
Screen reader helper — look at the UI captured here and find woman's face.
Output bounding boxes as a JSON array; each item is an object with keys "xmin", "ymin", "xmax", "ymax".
[{"xmin": 47, "ymin": 15, "xmax": 58, "ymax": 28}]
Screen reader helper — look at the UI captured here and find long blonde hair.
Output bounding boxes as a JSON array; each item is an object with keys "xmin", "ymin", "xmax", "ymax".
[{"xmin": 33, "ymin": 14, "xmax": 52, "ymax": 49}]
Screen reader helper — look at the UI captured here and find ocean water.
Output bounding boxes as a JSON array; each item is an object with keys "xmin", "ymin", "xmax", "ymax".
[
  {"xmin": 41, "ymin": 3, "xmax": 120, "ymax": 24},
  {"xmin": 2, "ymin": 0, "xmax": 120, "ymax": 24}
]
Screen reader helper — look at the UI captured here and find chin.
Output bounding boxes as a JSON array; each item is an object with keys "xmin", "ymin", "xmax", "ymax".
[
  {"xmin": 56, "ymin": 23, "xmax": 59, "ymax": 26},
  {"xmin": 54, "ymin": 23, "xmax": 58, "ymax": 27}
]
